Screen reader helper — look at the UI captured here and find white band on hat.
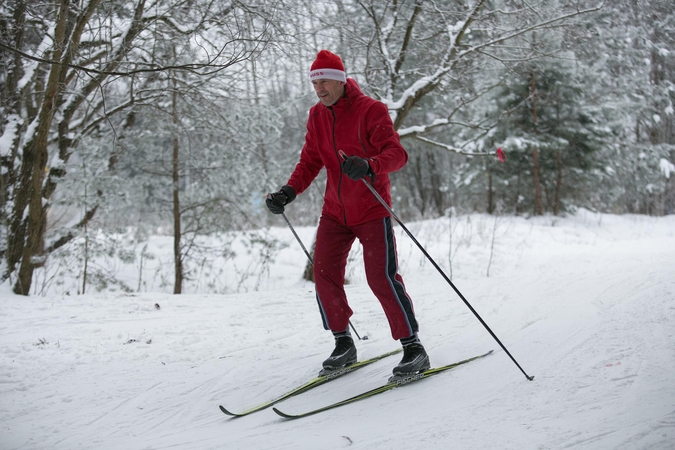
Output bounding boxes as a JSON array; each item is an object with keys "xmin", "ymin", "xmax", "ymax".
[{"xmin": 309, "ymin": 68, "xmax": 346, "ymax": 83}]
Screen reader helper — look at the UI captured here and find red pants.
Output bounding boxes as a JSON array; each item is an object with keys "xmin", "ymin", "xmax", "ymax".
[{"xmin": 313, "ymin": 215, "xmax": 418, "ymax": 340}]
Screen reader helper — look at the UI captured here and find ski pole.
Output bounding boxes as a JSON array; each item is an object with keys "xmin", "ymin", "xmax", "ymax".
[
  {"xmin": 339, "ymin": 150, "xmax": 534, "ymax": 381},
  {"xmin": 280, "ymin": 212, "xmax": 364, "ymax": 341}
]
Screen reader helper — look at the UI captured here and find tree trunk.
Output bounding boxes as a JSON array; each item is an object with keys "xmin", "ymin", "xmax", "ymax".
[
  {"xmin": 300, "ymin": 212, "xmax": 320, "ymax": 283},
  {"xmin": 530, "ymin": 72, "xmax": 543, "ymax": 216},
  {"xmin": 515, "ymin": 173, "xmax": 522, "ymax": 215},
  {"xmin": 12, "ymin": 0, "xmax": 70, "ymax": 294},
  {"xmin": 487, "ymin": 171, "xmax": 494, "ymax": 214},
  {"xmin": 172, "ymin": 77, "xmax": 183, "ymax": 294},
  {"xmin": 554, "ymin": 151, "xmax": 563, "ymax": 216},
  {"xmin": 532, "ymin": 148, "xmax": 543, "ymax": 216},
  {"xmin": 302, "ymin": 235, "xmax": 316, "ymax": 282}
]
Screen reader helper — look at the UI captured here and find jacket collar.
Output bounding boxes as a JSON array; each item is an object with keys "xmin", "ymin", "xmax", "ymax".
[{"xmin": 325, "ymin": 78, "xmax": 362, "ymax": 113}]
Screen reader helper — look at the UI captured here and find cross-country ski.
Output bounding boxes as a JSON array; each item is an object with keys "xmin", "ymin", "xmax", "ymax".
[
  {"xmin": 218, "ymin": 348, "xmax": 401, "ymax": 417},
  {"xmin": 273, "ymin": 350, "xmax": 493, "ymax": 419}
]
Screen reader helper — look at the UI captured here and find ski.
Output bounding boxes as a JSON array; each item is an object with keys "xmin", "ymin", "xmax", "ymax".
[
  {"xmin": 273, "ymin": 350, "xmax": 493, "ymax": 419},
  {"xmin": 218, "ymin": 348, "xmax": 401, "ymax": 417}
]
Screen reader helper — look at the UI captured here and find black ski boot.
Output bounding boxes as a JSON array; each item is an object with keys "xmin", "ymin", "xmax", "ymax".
[
  {"xmin": 389, "ymin": 339, "xmax": 430, "ymax": 382},
  {"xmin": 320, "ymin": 335, "xmax": 357, "ymax": 376}
]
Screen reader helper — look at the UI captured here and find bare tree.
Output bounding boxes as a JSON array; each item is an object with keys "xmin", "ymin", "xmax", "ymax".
[
  {"xmin": 0, "ymin": 0, "xmax": 275, "ymax": 294},
  {"xmin": 336, "ymin": 1, "xmax": 605, "ymax": 147}
]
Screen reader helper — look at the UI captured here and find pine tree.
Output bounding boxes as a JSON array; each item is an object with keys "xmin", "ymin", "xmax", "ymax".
[{"xmin": 488, "ymin": 57, "xmax": 607, "ymax": 215}]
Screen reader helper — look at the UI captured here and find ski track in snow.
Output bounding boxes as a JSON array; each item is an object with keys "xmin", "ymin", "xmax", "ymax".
[{"xmin": 1, "ymin": 211, "xmax": 674, "ymax": 449}]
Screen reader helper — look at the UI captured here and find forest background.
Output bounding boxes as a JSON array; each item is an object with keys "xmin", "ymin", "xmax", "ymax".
[{"xmin": 1, "ymin": 0, "xmax": 674, "ymax": 297}]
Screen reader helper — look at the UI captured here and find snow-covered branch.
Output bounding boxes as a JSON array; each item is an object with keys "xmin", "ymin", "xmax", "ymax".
[
  {"xmin": 381, "ymin": 1, "xmax": 604, "ymax": 131},
  {"xmin": 412, "ymin": 135, "xmax": 499, "ymax": 157}
]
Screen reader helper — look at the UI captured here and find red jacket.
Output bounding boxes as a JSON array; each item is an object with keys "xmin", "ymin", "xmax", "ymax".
[{"xmin": 287, "ymin": 78, "xmax": 408, "ymax": 226}]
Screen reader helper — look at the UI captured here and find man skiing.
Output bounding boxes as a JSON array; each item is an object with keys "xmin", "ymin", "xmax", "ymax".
[{"xmin": 266, "ymin": 50, "xmax": 429, "ymax": 380}]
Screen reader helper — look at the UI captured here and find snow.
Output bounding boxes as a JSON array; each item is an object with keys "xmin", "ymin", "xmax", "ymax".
[
  {"xmin": 398, "ymin": 118, "xmax": 451, "ymax": 137},
  {"xmin": 17, "ymin": 25, "xmax": 56, "ymax": 91},
  {"xmin": 0, "ymin": 114, "xmax": 21, "ymax": 157},
  {"xmin": 49, "ymin": 154, "xmax": 66, "ymax": 171},
  {"xmin": 382, "ymin": 74, "xmax": 439, "ymax": 111},
  {"xmin": 660, "ymin": 158, "xmax": 675, "ymax": 179},
  {"xmin": 1, "ymin": 210, "xmax": 675, "ymax": 449}
]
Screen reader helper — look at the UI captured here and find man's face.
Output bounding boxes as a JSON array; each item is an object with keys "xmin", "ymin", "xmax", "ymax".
[{"xmin": 312, "ymin": 79, "xmax": 345, "ymax": 106}]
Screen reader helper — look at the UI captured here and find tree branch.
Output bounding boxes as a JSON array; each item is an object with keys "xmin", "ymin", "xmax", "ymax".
[{"xmin": 412, "ymin": 135, "xmax": 498, "ymax": 157}]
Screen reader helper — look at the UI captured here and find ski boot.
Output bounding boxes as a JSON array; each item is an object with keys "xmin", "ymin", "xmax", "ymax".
[
  {"xmin": 319, "ymin": 335, "xmax": 357, "ymax": 376},
  {"xmin": 389, "ymin": 341, "xmax": 430, "ymax": 383}
]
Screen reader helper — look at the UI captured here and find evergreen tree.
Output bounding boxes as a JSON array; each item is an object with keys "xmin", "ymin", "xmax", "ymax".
[
  {"xmin": 569, "ymin": 0, "xmax": 675, "ymax": 214},
  {"xmin": 488, "ymin": 57, "xmax": 608, "ymax": 215}
]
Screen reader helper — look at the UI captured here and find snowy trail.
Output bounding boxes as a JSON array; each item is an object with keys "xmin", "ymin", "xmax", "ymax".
[{"xmin": 1, "ymin": 211, "xmax": 674, "ymax": 449}]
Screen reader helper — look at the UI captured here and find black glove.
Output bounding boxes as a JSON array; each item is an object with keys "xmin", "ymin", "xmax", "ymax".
[
  {"xmin": 342, "ymin": 155, "xmax": 372, "ymax": 180},
  {"xmin": 265, "ymin": 185, "xmax": 296, "ymax": 214}
]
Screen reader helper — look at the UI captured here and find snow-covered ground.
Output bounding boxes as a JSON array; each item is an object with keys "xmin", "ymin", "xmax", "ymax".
[{"xmin": 1, "ymin": 210, "xmax": 674, "ymax": 449}]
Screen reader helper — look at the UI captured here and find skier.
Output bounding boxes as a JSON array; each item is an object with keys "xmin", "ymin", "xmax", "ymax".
[{"xmin": 266, "ymin": 50, "xmax": 430, "ymax": 379}]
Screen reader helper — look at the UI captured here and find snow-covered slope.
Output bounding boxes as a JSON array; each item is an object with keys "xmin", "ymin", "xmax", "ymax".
[{"xmin": 1, "ymin": 211, "xmax": 674, "ymax": 449}]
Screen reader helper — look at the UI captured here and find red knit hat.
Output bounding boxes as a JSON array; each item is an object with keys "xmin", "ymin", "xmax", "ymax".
[{"xmin": 309, "ymin": 50, "xmax": 346, "ymax": 83}]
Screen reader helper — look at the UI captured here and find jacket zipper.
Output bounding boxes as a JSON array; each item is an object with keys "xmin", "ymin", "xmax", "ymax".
[{"xmin": 329, "ymin": 106, "xmax": 349, "ymax": 225}]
